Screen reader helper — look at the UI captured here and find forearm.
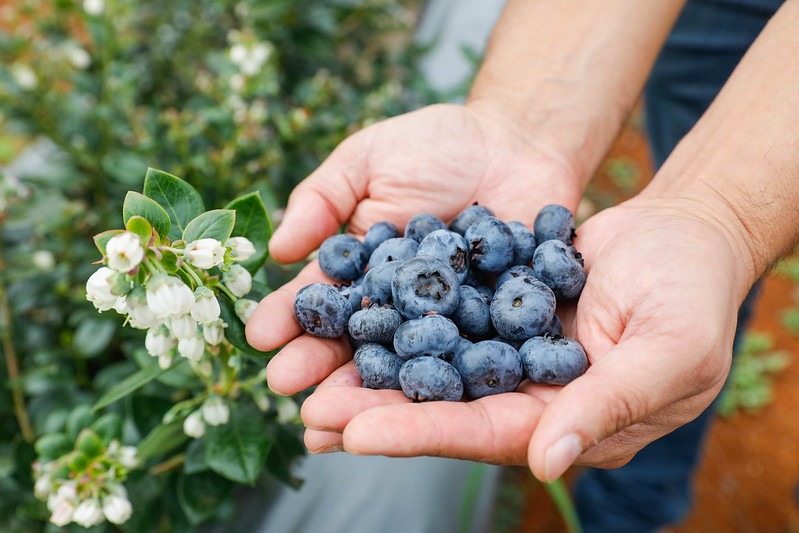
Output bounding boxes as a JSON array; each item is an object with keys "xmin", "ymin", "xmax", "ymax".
[
  {"xmin": 643, "ymin": 0, "xmax": 799, "ymax": 296},
  {"xmin": 468, "ymin": 0, "xmax": 686, "ymax": 186}
]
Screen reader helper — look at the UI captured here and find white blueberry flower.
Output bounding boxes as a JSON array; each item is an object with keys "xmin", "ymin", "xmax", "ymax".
[
  {"xmin": 253, "ymin": 392, "xmax": 271, "ymax": 412},
  {"xmin": 34, "ymin": 475, "xmax": 53, "ymax": 500},
  {"xmin": 146, "ymin": 274, "xmax": 194, "ymax": 318},
  {"xmin": 202, "ymin": 320, "xmax": 226, "ymax": 346},
  {"xmin": 201, "ymin": 396, "xmax": 230, "ymax": 426},
  {"xmin": 86, "ymin": 267, "xmax": 120, "ymax": 312},
  {"xmin": 102, "ymin": 494, "xmax": 133, "ymax": 525},
  {"xmin": 106, "ymin": 232, "xmax": 145, "ymax": 273},
  {"xmin": 158, "ymin": 353, "xmax": 173, "ymax": 370},
  {"xmin": 33, "ymin": 250, "xmax": 55, "ymax": 270},
  {"xmin": 234, "ymin": 298, "xmax": 258, "ymax": 324},
  {"xmin": 229, "ymin": 44, "xmax": 248, "ymax": 65},
  {"xmin": 170, "ymin": 314, "xmax": 198, "ymax": 339},
  {"xmin": 183, "ymin": 410, "xmax": 206, "ymax": 439},
  {"xmin": 50, "ymin": 499, "xmax": 76, "ymax": 527},
  {"xmin": 145, "ymin": 326, "xmax": 175, "ymax": 357},
  {"xmin": 66, "ymin": 46, "xmax": 91, "ymax": 70},
  {"xmin": 112, "ymin": 295, "xmax": 129, "ymax": 315},
  {"xmin": 178, "ymin": 335, "xmax": 205, "ymax": 362},
  {"xmin": 73, "ymin": 499, "xmax": 104, "ymax": 528},
  {"xmin": 117, "ymin": 446, "xmax": 138, "ymax": 469},
  {"xmin": 127, "ymin": 288, "xmax": 161, "ymax": 329},
  {"xmin": 83, "ymin": 0, "xmax": 105, "ymax": 16},
  {"xmin": 225, "ymin": 237, "xmax": 256, "ymax": 262},
  {"xmin": 11, "ymin": 63, "xmax": 37, "ymax": 90},
  {"xmin": 276, "ymin": 397, "xmax": 299, "ymax": 424},
  {"xmin": 184, "ymin": 238, "xmax": 225, "ymax": 270},
  {"xmin": 223, "ymin": 264, "xmax": 252, "ymax": 298},
  {"xmin": 190, "ymin": 286, "xmax": 220, "ymax": 324}
]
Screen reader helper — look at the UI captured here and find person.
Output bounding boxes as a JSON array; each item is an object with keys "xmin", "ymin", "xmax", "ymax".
[{"xmin": 245, "ymin": 0, "xmax": 797, "ymax": 530}]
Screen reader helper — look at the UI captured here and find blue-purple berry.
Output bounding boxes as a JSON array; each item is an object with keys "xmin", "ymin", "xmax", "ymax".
[
  {"xmin": 490, "ymin": 276, "xmax": 556, "ymax": 340},
  {"xmin": 318, "ymin": 234, "xmax": 368, "ymax": 282},
  {"xmin": 354, "ymin": 344, "xmax": 403, "ymax": 390},
  {"xmin": 465, "ymin": 217, "xmax": 515, "ymax": 274},
  {"xmin": 391, "ymin": 256, "xmax": 461, "ymax": 319},
  {"xmin": 519, "ymin": 335, "xmax": 588, "ymax": 385},
  {"xmin": 294, "ymin": 283, "xmax": 353, "ymax": 338},
  {"xmin": 453, "ymin": 340, "xmax": 523, "ymax": 399},
  {"xmin": 404, "ymin": 213, "xmax": 447, "ymax": 243},
  {"xmin": 399, "ymin": 357, "xmax": 464, "ymax": 402}
]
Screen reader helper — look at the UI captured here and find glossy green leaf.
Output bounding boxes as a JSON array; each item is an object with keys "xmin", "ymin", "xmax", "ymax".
[
  {"xmin": 136, "ymin": 422, "xmax": 188, "ymax": 461},
  {"xmin": 204, "ymin": 402, "xmax": 271, "ymax": 485},
  {"xmin": 91, "ymin": 365, "xmax": 165, "ymax": 413},
  {"xmin": 90, "ymin": 413, "xmax": 123, "ymax": 444},
  {"xmin": 225, "ymin": 192, "xmax": 272, "ymax": 274},
  {"xmin": 182, "ymin": 209, "xmax": 236, "ymax": 244},
  {"xmin": 126, "ymin": 215, "xmax": 153, "ymax": 242},
  {"xmin": 122, "ymin": 191, "xmax": 171, "ymax": 239},
  {"xmin": 143, "ymin": 168, "xmax": 204, "ymax": 241},
  {"xmin": 177, "ymin": 471, "xmax": 233, "ymax": 526},
  {"xmin": 34, "ymin": 434, "xmax": 73, "ymax": 461}
]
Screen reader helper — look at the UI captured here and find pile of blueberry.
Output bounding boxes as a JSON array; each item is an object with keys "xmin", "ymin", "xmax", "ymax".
[{"xmin": 293, "ymin": 204, "xmax": 589, "ymax": 402}]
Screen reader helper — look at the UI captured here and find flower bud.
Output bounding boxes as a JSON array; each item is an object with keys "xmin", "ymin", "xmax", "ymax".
[
  {"xmin": 73, "ymin": 499, "xmax": 104, "ymax": 528},
  {"xmin": 223, "ymin": 265, "xmax": 252, "ymax": 297},
  {"xmin": 127, "ymin": 288, "xmax": 161, "ymax": 329},
  {"xmin": 146, "ymin": 274, "xmax": 194, "ymax": 318},
  {"xmin": 195, "ymin": 359, "xmax": 213, "ymax": 379},
  {"xmin": 158, "ymin": 353, "xmax": 173, "ymax": 369},
  {"xmin": 34, "ymin": 475, "xmax": 53, "ymax": 500},
  {"xmin": 170, "ymin": 315, "xmax": 198, "ymax": 340},
  {"xmin": 118, "ymin": 446, "xmax": 138, "ymax": 470},
  {"xmin": 50, "ymin": 499, "xmax": 76, "ymax": 527},
  {"xmin": 201, "ymin": 396, "xmax": 230, "ymax": 426},
  {"xmin": 276, "ymin": 397, "xmax": 299, "ymax": 424},
  {"xmin": 103, "ymin": 494, "xmax": 133, "ymax": 525},
  {"xmin": 86, "ymin": 267, "xmax": 121, "ymax": 312},
  {"xmin": 202, "ymin": 320, "xmax": 226, "ymax": 346},
  {"xmin": 234, "ymin": 298, "xmax": 258, "ymax": 324},
  {"xmin": 183, "ymin": 410, "xmax": 206, "ymax": 439},
  {"xmin": 178, "ymin": 335, "xmax": 205, "ymax": 362},
  {"xmin": 185, "ymin": 238, "xmax": 225, "ymax": 270},
  {"xmin": 191, "ymin": 286, "xmax": 220, "ymax": 324},
  {"xmin": 225, "ymin": 237, "xmax": 256, "ymax": 262},
  {"xmin": 145, "ymin": 326, "xmax": 175, "ymax": 357},
  {"xmin": 106, "ymin": 232, "xmax": 145, "ymax": 273}
]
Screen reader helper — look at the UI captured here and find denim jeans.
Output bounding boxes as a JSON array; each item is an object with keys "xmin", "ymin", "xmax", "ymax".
[{"xmin": 574, "ymin": 0, "xmax": 783, "ymax": 531}]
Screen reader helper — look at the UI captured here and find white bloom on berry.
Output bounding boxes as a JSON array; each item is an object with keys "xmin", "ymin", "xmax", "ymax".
[
  {"xmin": 234, "ymin": 298, "xmax": 258, "ymax": 324},
  {"xmin": 225, "ymin": 237, "xmax": 256, "ymax": 262},
  {"xmin": 201, "ymin": 396, "xmax": 230, "ymax": 426},
  {"xmin": 50, "ymin": 499, "xmax": 76, "ymax": 527},
  {"xmin": 223, "ymin": 264, "xmax": 252, "ymax": 298},
  {"xmin": 73, "ymin": 499, "xmax": 104, "ymax": 528},
  {"xmin": 170, "ymin": 314, "xmax": 198, "ymax": 339},
  {"xmin": 106, "ymin": 232, "xmax": 144, "ymax": 273},
  {"xmin": 86, "ymin": 267, "xmax": 120, "ymax": 312},
  {"xmin": 145, "ymin": 326, "xmax": 175, "ymax": 357},
  {"xmin": 11, "ymin": 63, "xmax": 37, "ymax": 90},
  {"xmin": 191, "ymin": 287, "xmax": 220, "ymax": 324},
  {"xmin": 146, "ymin": 275, "xmax": 194, "ymax": 318},
  {"xmin": 184, "ymin": 238, "xmax": 225, "ymax": 270},
  {"xmin": 83, "ymin": 0, "xmax": 105, "ymax": 15},
  {"xmin": 126, "ymin": 288, "xmax": 161, "ymax": 329},
  {"xmin": 183, "ymin": 410, "xmax": 206, "ymax": 439},
  {"xmin": 33, "ymin": 250, "xmax": 55, "ymax": 270},
  {"xmin": 276, "ymin": 397, "xmax": 299, "ymax": 424},
  {"xmin": 34, "ymin": 474, "xmax": 53, "ymax": 500},
  {"xmin": 102, "ymin": 494, "xmax": 132, "ymax": 525},
  {"xmin": 178, "ymin": 335, "xmax": 205, "ymax": 362},
  {"xmin": 202, "ymin": 320, "xmax": 226, "ymax": 346}
]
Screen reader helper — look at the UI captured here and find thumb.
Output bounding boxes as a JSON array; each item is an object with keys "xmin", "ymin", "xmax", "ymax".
[{"xmin": 269, "ymin": 135, "xmax": 368, "ymax": 263}]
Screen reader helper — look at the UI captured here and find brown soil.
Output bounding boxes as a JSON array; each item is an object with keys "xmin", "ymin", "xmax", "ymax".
[{"xmin": 514, "ymin": 105, "xmax": 799, "ymax": 533}]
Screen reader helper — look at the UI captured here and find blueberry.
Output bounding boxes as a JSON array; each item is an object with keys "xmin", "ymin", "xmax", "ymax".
[
  {"xmin": 545, "ymin": 314, "xmax": 564, "ymax": 337},
  {"xmin": 294, "ymin": 283, "xmax": 353, "ymax": 338},
  {"xmin": 490, "ymin": 276, "xmax": 556, "ymax": 340},
  {"xmin": 451, "ymin": 285, "xmax": 492, "ymax": 340},
  {"xmin": 448, "ymin": 204, "xmax": 494, "ymax": 235},
  {"xmin": 348, "ymin": 305, "xmax": 403, "ymax": 345},
  {"xmin": 363, "ymin": 221, "xmax": 399, "ymax": 255},
  {"xmin": 338, "ymin": 282, "xmax": 364, "ymax": 314},
  {"xmin": 368, "ymin": 237, "xmax": 419, "ymax": 269},
  {"xmin": 417, "ymin": 229, "xmax": 470, "ymax": 282},
  {"xmin": 318, "ymin": 234, "xmax": 368, "ymax": 282},
  {"xmin": 454, "ymin": 336, "xmax": 473, "ymax": 358},
  {"xmin": 496, "ymin": 265, "xmax": 536, "ymax": 289},
  {"xmin": 391, "ymin": 256, "xmax": 461, "ymax": 319},
  {"xmin": 534, "ymin": 204, "xmax": 575, "ymax": 245},
  {"xmin": 453, "ymin": 340, "xmax": 523, "ymax": 399},
  {"xmin": 361, "ymin": 260, "xmax": 401, "ymax": 306},
  {"xmin": 492, "ymin": 336, "xmax": 524, "ymax": 351},
  {"xmin": 399, "ymin": 357, "xmax": 463, "ymax": 402},
  {"xmin": 465, "ymin": 217, "xmax": 514, "ymax": 274},
  {"xmin": 532, "ymin": 240, "xmax": 586, "ymax": 299},
  {"xmin": 393, "ymin": 314, "xmax": 460, "ymax": 360},
  {"xmin": 507, "ymin": 221, "xmax": 536, "ymax": 266},
  {"xmin": 404, "ymin": 213, "xmax": 447, "ymax": 243},
  {"xmin": 519, "ymin": 335, "xmax": 588, "ymax": 385},
  {"xmin": 354, "ymin": 344, "xmax": 403, "ymax": 390}
]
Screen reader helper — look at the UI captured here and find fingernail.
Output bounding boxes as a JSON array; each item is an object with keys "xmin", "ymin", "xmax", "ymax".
[
  {"xmin": 544, "ymin": 433, "xmax": 582, "ymax": 482},
  {"xmin": 310, "ymin": 445, "xmax": 344, "ymax": 454}
]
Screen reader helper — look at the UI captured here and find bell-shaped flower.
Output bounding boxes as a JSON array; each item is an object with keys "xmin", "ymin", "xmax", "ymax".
[
  {"xmin": 223, "ymin": 264, "xmax": 252, "ymax": 298},
  {"xmin": 127, "ymin": 288, "xmax": 161, "ymax": 329},
  {"xmin": 106, "ymin": 232, "xmax": 145, "ymax": 273},
  {"xmin": 234, "ymin": 298, "xmax": 258, "ymax": 324},
  {"xmin": 73, "ymin": 499, "xmax": 104, "ymax": 528},
  {"xmin": 184, "ymin": 239, "xmax": 225, "ymax": 270},
  {"xmin": 225, "ymin": 237, "xmax": 256, "ymax": 262},
  {"xmin": 86, "ymin": 267, "xmax": 121, "ymax": 312},
  {"xmin": 178, "ymin": 335, "xmax": 205, "ymax": 362},
  {"xmin": 202, "ymin": 320, "xmax": 226, "ymax": 346},
  {"xmin": 190, "ymin": 286, "xmax": 220, "ymax": 324},
  {"xmin": 145, "ymin": 326, "xmax": 175, "ymax": 357},
  {"xmin": 146, "ymin": 274, "xmax": 194, "ymax": 318},
  {"xmin": 202, "ymin": 396, "xmax": 230, "ymax": 426},
  {"xmin": 183, "ymin": 410, "xmax": 206, "ymax": 438},
  {"xmin": 102, "ymin": 494, "xmax": 132, "ymax": 525},
  {"xmin": 170, "ymin": 314, "xmax": 198, "ymax": 340}
]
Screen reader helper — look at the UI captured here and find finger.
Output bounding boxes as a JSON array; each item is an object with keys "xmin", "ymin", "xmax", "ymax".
[
  {"xmin": 265, "ymin": 335, "xmax": 352, "ymax": 396},
  {"xmin": 245, "ymin": 261, "xmax": 330, "ymax": 352},
  {"xmin": 304, "ymin": 429, "xmax": 344, "ymax": 454},
  {"xmin": 269, "ymin": 135, "xmax": 368, "ymax": 263},
  {"xmin": 342, "ymin": 392, "xmax": 546, "ymax": 465},
  {"xmin": 314, "ymin": 360, "xmax": 361, "ymax": 390},
  {"xmin": 301, "ymin": 384, "xmax": 408, "ymax": 433}
]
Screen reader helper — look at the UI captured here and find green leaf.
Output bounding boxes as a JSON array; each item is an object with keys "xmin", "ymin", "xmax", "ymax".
[
  {"xmin": 93, "ymin": 229, "xmax": 124, "ymax": 256},
  {"xmin": 73, "ymin": 318, "xmax": 117, "ymax": 358},
  {"xmin": 217, "ymin": 297, "xmax": 269, "ymax": 357},
  {"xmin": 90, "ymin": 413, "xmax": 123, "ymax": 444},
  {"xmin": 204, "ymin": 402, "xmax": 271, "ymax": 485},
  {"xmin": 177, "ymin": 471, "xmax": 233, "ymax": 526},
  {"xmin": 126, "ymin": 216, "xmax": 153, "ymax": 242},
  {"xmin": 66, "ymin": 405, "xmax": 95, "ymax": 441},
  {"xmin": 123, "ymin": 191, "xmax": 172, "ymax": 239},
  {"xmin": 225, "ymin": 192, "xmax": 272, "ymax": 274},
  {"xmin": 265, "ymin": 425, "xmax": 305, "ymax": 489},
  {"xmin": 135, "ymin": 422, "xmax": 188, "ymax": 461},
  {"xmin": 34, "ymin": 433, "xmax": 73, "ymax": 461},
  {"xmin": 143, "ymin": 168, "xmax": 205, "ymax": 241},
  {"xmin": 91, "ymin": 365, "xmax": 166, "ymax": 413},
  {"xmin": 182, "ymin": 209, "xmax": 236, "ymax": 244},
  {"xmin": 160, "ymin": 249, "xmax": 179, "ymax": 273},
  {"xmin": 183, "ymin": 440, "xmax": 208, "ymax": 475}
]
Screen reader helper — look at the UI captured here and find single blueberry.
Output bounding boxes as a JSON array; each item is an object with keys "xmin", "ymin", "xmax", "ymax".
[
  {"xmin": 490, "ymin": 276, "xmax": 556, "ymax": 340},
  {"xmin": 393, "ymin": 314, "xmax": 460, "ymax": 360},
  {"xmin": 532, "ymin": 240, "xmax": 586, "ymax": 299},
  {"xmin": 451, "ymin": 285, "xmax": 492, "ymax": 340},
  {"xmin": 453, "ymin": 340, "xmax": 523, "ymax": 399},
  {"xmin": 545, "ymin": 314, "xmax": 564, "ymax": 337},
  {"xmin": 465, "ymin": 217, "xmax": 515, "ymax": 274},
  {"xmin": 399, "ymin": 357, "xmax": 464, "ymax": 402},
  {"xmin": 404, "ymin": 213, "xmax": 447, "ymax": 243},
  {"xmin": 454, "ymin": 336, "xmax": 473, "ymax": 358},
  {"xmin": 519, "ymin": 335, "xmax": 588, "ymax": 385},
  {"xmin": 368, "ymin": 237, "xmax": 419, "ymax": 269},
  {"xmin": 534, "ymin": 204, "xmax": 575, "ymax": 245},
  {"xmin": 293, "ymin": 283, "xmax": 353, "ymax": 338},
  {"xmin": 337, "ymin": 282, "xmax": 364, "ymax": 314},
  {"xmin": 507, "ymin": 221, "xmax": 536, "ymax": 266},
  {"xmin": 363, "ymin": 221, "xmax": 399, "ymax": 255},
  {"xmin": 448, "ymin": 204, "xmax": 495, "ymax": 235},
  {"xmin": 361, "ymin": 260, "xmax": 401, "ymax": 306},
  {"xmin": 354, "ymin": 343, "xmax": 404, "ymax": 390},
  {"xmin": 417, "ymin": 229, "xmax": 470, "ymax": 282},
  {"xmin": 348, "ymin": 305, "xmax": 403, "ymax": 345},
  {"xmin": 496, "ymin": 265, "xmax": 536, "ymax": 290},
  {"xmin": 391, "ymin": 256, "xmax": 461, "ymax": 319},
  {"xmin": 318, "ymin": 234, "xmax": 368, "ymax": 282}
]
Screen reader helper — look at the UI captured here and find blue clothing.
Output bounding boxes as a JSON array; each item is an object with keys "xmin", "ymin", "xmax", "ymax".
[{"xmin": 575, "ymin": 0, "xmax": 782, "ymax": 530}]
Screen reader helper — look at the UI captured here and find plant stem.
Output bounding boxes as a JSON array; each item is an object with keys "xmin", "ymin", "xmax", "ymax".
[
  {"xmin": 544, "ymin": 478, "xmax": 583, "ymax": 533},
  {"xmin": 181, "ymin": 264, "xmax": 204, "ymax": 289},
  {"xmin": 217, "ymin": 283, "xmax": 237, "ymax": 302},
  {"xmin": 149, "ymin": 453, "xmax": 185, "ymax": 475}
]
